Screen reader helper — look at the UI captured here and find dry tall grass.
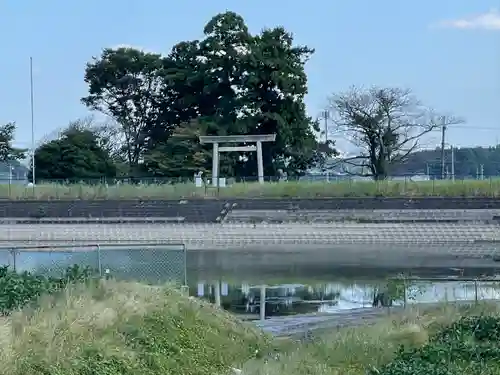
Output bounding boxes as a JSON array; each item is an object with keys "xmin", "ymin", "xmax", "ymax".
[
  {"xmin": 0, "ymin": 281, "xmax": 272, "ymax": 375},
  {"xmin": 2, "ymin": 179, "xmax": 500, "ymax": 199},
  {"xmin": 0, "ymin": 281, "xmax": 498, "ymax": 375},
  {"xmin": 243, "ymin": 303, "xmax": 500, "ymax": 375}
]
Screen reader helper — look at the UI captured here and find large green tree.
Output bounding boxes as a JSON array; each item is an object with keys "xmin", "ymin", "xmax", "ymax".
[
  {"xmin": 143, "ymin": 120, "xmax": 208, "ymax": 178},
  {"xmin": 81, "ymin": 48, "xmax": 169, "ymax": 174},
  {"xmin": 81, "ymin": 11, "xmax": 331, "ymax": 179},
  {"xmin": 162, "ymin": 12, "xmax": 331, "ymax": 177},
  {"xmin": 157, "ymin": 13, "xmax": 255, "ymax": 177},
  {"xmin": 32, "ymin": 121, "xmax": 117, "ymax": 182},
  {"xmin": 241, "ymin": 26, "xmax": 330, "ymax": 176}
]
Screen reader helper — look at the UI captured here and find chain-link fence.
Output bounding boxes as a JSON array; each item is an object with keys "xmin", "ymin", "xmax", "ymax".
[
  {"xmin": 0, "ymin": 243, "xmax": 187, "ymax": 285},
  {"xmin": 1, "ymin": 222, "xmax": 500, "ymax": 265},
  {"xmin": 322, "ymin": 276, "xmax": 500, "ymax": 309},
  {"xmin": 5, "ymin": 175, "xmax": 500, "ymax": 199},
  {"xmin": 387, "ymin": 276, "xmax": 500, "ymax": 307}
]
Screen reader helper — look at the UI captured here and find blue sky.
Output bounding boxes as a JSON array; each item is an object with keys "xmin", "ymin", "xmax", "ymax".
[{"xmin": 0, "ymin": 0, "xmax": 498, "ymax": 153}]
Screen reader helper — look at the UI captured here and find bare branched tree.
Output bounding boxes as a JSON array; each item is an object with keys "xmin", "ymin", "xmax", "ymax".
[
  {"xmin": 89, "ymin": 120, "xmax": 125, "ymax": 159},
  {"xmin": 328, "ymin": 86, "xmax": 463, "ymax": 180},
  {"xmin": 42, "ymin": 116, "xmax": 125, "ymax": 160}
]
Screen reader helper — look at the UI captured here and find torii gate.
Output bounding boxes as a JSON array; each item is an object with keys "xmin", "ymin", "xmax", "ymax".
[{"xmin": 199, "ymin": 134, "xmax": 276, "ymax": 185}]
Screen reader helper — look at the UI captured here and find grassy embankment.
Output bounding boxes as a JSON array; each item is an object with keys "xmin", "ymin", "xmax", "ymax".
[
  {"xmin": 1, "ymin": 179, "xmax": 500, "ymax": 199},
  {"xmin": 2, "ymin": 265, "xmax": 500, "ymax": 375}
]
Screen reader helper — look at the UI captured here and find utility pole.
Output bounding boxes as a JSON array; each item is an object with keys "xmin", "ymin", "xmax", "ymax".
[
  {"xmin": 440, "ymin": 118, "xmax": 447, "ymax": 180},
  {"xmin": 321, "ymin": 110, "xmax": 329, "ymax": 143},
  {"xmin": 30, "ymin": 57, "xmax": 35, "ymax": 186},
  {"xmin": 450, "ymin": 145, "xmax": 455, "ymax": 181},
  {"xmin": 321, "ymin": 110, "xmax": 330, "ymax": 182}
]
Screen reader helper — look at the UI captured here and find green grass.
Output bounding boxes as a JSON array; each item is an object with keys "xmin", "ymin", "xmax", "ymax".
[
  {"xmin": 1, "ymin": 279, "xmax": 500, "ymax": 375},
  {"xmin": 244, "ymin": 303, "xmax": 500, "ymax": 375},
  {"xmin": 0, "ymin": 281, "xmax": 275, "ymax": 375},
  {"xmin": 3, "ymin": 179, "xmax": 500, "ymax": 199}
]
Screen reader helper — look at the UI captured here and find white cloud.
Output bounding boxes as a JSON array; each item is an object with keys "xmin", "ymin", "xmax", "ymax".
[{"xmin": 435, "ymin": 9, "xmax": 500, "ymax": 30}]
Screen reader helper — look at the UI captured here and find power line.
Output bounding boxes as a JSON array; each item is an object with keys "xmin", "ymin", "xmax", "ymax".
[{"xmin": 444, "ymin": 125, "xmax": 499, "ymax": 131}]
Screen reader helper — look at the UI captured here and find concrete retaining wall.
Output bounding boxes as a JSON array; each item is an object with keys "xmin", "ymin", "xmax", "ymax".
[
  {"xmin": 224, "ymin": 209, "xmax": 500, "ymax": 223},
  {"xmin": 2, "ymin": 222, "xmax": 500, "ymax": 252},
  {"xmin": 3, "ymin": 223, "xmax": 500, "ymax": 268},
  {"xmin": 3, "ymin": 198, "xmax": 500, "ymax": 223},
  {"xmin": 228, "ymin": 198, "xmax": 500, "ymax": 210},
  {"xmin": 0, "ymin": 200, "xmax": 229, "ymax": 223},
  {"xmin": 2, "ymin": 199, "xmax": 500, "ymax": 264}
]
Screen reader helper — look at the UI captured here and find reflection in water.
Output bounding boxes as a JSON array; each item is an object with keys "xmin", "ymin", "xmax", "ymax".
[
  {"xmin": 3, "ymin": 246, "xmax": 500, "ymax": 318},
  {"xmin": 195, "ymin": 283, "xmax": 340, "ymax": 317},
  {"xmin": 188, "ymin": 248, "xmax": 500, "ymax": 316},
  {"xmin": 192, "ymin": 279, "xmax": 500, "ymax": 317},
  {"xmin": 188, "ymin": 248, "xmax": 500, "ymax": 281}
]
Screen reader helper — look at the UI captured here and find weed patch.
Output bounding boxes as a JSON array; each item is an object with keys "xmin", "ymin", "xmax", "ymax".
[
  {"xmin": 0, "ymin": 280, "xmax": 274, "ymax": 375},
  {"xmin": 373, "ymin": 315, "xmax": 500, "ymax": 375},
  {"xmin": 0, "ymin": 265, "xmax": 94, "ymax": 314}
]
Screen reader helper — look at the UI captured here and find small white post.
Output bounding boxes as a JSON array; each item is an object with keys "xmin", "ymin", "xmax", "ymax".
[
  {"xmin": 256, "ymin": 141, "xmax": 264, "ymax": 184},
  {"xmin": 212, "ymin": 142, "xmax": 219, "ymax": 186},
  {"xmin": 213, "ymin": 281, "xmax": 221, "ymax": 307}
]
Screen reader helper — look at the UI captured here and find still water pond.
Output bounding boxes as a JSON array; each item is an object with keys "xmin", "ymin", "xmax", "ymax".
[
  {"xmin": 190, "ymin": 278, "xmax": 500, "ymax": 317},
  {"xmin": 2, "ymin": 246, "xmax": 500, "ymax": 318}
]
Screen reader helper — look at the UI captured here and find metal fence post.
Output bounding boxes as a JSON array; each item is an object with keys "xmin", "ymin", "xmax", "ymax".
[
  {"xmin": 403, "ymin": 277, "xmax": 408, "ymax": 308},
  {"xmin": 11, "ymin": 248, "xmax": 16, "ymax": 271},
  {"xmin": 96, "ymin": 244, "xmax": 102, "ymax": 277},
  {"xmin": 183, "ymin": 244, "xmax": 187, "ymax": 287},
  {"xmin": 213, "ymin": 281, "xmax": 221, "ymax": 307},
  {"xmin": 260, "ymin": 285, "xmax": 266, "ymax": 321},
  {"xmin": 474, "ymin": 279, "xmax": 478, "ymax": 304}
]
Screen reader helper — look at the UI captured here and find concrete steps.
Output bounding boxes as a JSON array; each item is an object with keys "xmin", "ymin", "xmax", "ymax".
[
  {"xmin": 2, "ymin": 223, "xmax": 500, "ymax": 252},
  {"xmin": 224, "ymin": 209, "xmax": 500, "ymax": 224}
]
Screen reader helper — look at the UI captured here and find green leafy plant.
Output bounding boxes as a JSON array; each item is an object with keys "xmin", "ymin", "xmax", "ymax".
[
  {"xmin": 370, "ymin": 315, "xmax": 500, "ymax": 375},
  {"xmin": 0, "ymin": 264, "xmax": 95, "ymax": 315},
  {"xmin": 373, "ymin": 276, "xmax": 426, "ymax": 307}
]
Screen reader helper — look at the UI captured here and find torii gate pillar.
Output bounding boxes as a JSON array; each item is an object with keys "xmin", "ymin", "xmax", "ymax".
[{"xmin": 199, "ymin": 134, "xmax": 276, "ymax": 184}]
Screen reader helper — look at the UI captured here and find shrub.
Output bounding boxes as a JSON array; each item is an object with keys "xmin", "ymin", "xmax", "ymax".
[
  {"xmin": 370, "ymin": 315, "xmax": 500, "ymax": 375},
  {"xmin": 0, "ymin": 264, "xmax": 95, "ymax": 314}
]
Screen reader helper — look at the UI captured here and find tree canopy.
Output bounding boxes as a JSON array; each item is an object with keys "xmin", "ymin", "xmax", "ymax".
[
  {"xmin": 0, "ymin": 122, "xmax": 26, "ymax": 162},
  {"xmin": 80, "ymin": 11, "xmax": 332, "ymax": 179},
  {"xmin": 16, "ymin": 11, "xmax": 469, "ymax": 182},
  {"xmin": 32, "ymin": 120, "xmax": 116, "ymax": 182},
  {"xmin": 394, "ymin": 145, "xmax": 500, "ymax": 179}
]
